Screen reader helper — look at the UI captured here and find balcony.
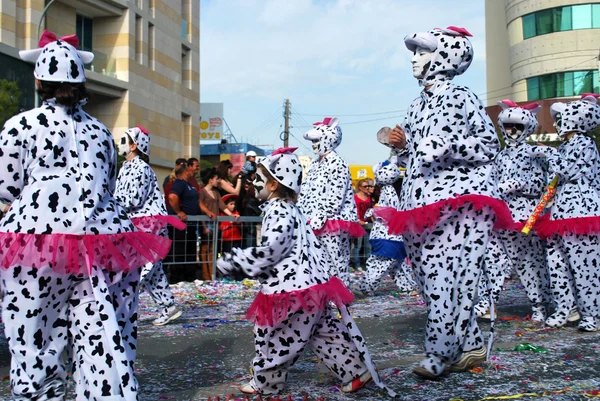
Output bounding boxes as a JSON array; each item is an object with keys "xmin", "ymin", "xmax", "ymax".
[{"xmin": 85, "ymin": 50, "xmax": 117, "ymax": 79}]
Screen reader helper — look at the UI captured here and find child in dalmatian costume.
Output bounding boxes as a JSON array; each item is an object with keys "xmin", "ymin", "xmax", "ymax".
[
  {"xmin": 358, "ymin": 158, "xmax": 416, "ymax": 295},
  {"xmin": 475, "ymin": 101, "xmax": 556, "ymax": 323},
  {"xmin": 217, "ymin": 148, "xmax": 392, "ymax": 397},
  {"xmin": 297, "ymin": 118, "xmax": 365, "ymax": 286},
  {"xmin": 533, "ymin": 94, "xmax": 600, "ymax": 331},
  {"xmin": 115, "ymin": 126, "xmax": 186, "ymax": 326},
  {"xmin": 0, "ymin": 31, "xmax": 171, "ymax": 400},
  {"xmin": 377, "ymin": 26, "xmax": 514, "ymax": 379}
]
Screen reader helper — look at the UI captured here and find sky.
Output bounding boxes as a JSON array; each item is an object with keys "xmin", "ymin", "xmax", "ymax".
[{"xmin": 200, "ymin": 0, "xmax": 488, "ymax": 166}]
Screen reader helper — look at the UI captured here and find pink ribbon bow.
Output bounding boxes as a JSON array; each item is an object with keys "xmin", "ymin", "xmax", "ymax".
[
  {"xmin": 446, "ymin": 26, "xmax": 473, "ymax": 37},
  {"xmin": 271, "ymin": 147, "xmax": 297, "ymax": 156},
  {"xmin": 582, "ymin": 93, "xmax": 600, "ymax": 99},
  {"xmin": 501, "ymin": 99, "xmax": 540, "ymax": 110},
  {"xmin": 313, "ymin": 117, "xmax": 333, "ymax": 126},
  {"xmin": 136, "ymin": 125, "xmax": 149, "ymax": 135},
  {"xmin": 39, "ymin": 30, "xmax": 79, "ymax": 48}
]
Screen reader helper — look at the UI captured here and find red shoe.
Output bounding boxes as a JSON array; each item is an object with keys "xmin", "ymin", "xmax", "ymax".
[{"xmin": 341, "ymin": 371, "xmax": 372, "ymax": 393}]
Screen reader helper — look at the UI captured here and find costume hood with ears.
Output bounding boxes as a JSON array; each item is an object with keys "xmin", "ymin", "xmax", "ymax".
[
  {"xmin": 550, "ymin": 94, "xmax": 600, "ymax": 137},
  {"xmin": 373, "ymin": 157, "xmax": 400, "ymax": 186},
  {"xmin": 259, "ymin": 147, "xmax": 303, "ymax": 193},
  {"xmin": 304, "ymin": 117, "xmax": 342, "ymax": 156},
  {"xmin": 123, "ymin": 125, "xmax": 150, "ymax": 156},
  {"xmin": 497, "ymin": 100, "xmax": 541, "ymax": 145},
  {"xmin": 404, "ymin": 26, "xmax": 474, "ymax": 87},
  {"xmin": 19, "ymin": 30, "xmax": 94, "ymax": 83}
]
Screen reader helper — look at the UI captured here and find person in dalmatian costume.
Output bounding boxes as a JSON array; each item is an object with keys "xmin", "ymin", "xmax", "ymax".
[
  {"xmin": 297, "ymin": 117, "xmax": 365, "ymax": 286},
  {"xmin": 0, "ymin": 31, "xmax": 171, "ymax": 400},
  {"xmin": 357, "ymin": 157, "xmax": 416, "ymax": 295},
  {"xmin": 475, "ymin": 100, "xmax": 558, "ymax": 323},
  {"xmin": 217, "ymin": 148, "xmax": 392, "ymax": 397},
  {"xmin": 115, "ymin": 126, "xmax": 186, "ymax": 326},
  {"xmin": 377, "ymin": 26, "xmax": 514, "ymax": 379},
  {"xmin": 533, "ymin": 94, "xmax": 600, "ymax": 331}
]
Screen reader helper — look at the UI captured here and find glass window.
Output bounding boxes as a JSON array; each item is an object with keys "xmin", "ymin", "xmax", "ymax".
[
  {"xmin": 574, "ymin": 71, "xmax": 595, "ymax": 95},
  {"xmin": 594, "ymin": 70, "xmax": 600, "ymax": 93},
  {"xmin": 76, "ymin": 15, "xmax": 93, "ymax": 53},
  {"xmin": 539, "ymin": 74, "xmax": 556, "ymax": 99},
  {"xmin": 572, "ymin": 4, "xmax": 592, "ymax": 29},
  {"xmin": 527, "ymin": 77, "xmax": 540, "ymax": 100},
  {"xmin": 557, "ymin": 72, "xmax": 574, "ymax": 97},
  {"xmin": 536, "ymin": 9, "xmax": 553, "ymax": 35},
  {"xmin": 592, "ymin": 4, "xmax": 600, "ymax": 28},
  {"xmin": 553, "ymin": 6, "xmax": 572, "ymax": 31},
  {"xmin": 523, "ymin": 14, "xmax": 536, "ymax": 39}
]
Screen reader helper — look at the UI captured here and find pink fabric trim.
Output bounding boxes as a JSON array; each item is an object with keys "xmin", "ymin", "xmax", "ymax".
[
  {"xmin": 313, "ymin": 220, "xmax": 367, "ymax": 237},
  {"xmin": 0, "ymin": 231, "xmax": 172, "ymax": 274},
  {"xmin": 246, "ymin": 277, "xmax": 354, "ymax": 327},
  {"xmin": 131, "ymin": 215, "xmax": 186, "ymax": 233},
  {"xmin": 535, "ymin": 215, "xmax": 600, "ymax": 239},
  {"xmin": 374, "ymin": 194, "xmax": 514, "ymax": 234}
]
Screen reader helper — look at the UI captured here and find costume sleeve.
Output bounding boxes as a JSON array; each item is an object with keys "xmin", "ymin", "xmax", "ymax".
[
  {"xmin": 319, "ymin": 158, "xmax": 350, "ymax": 220},
  {"xmin": 391, "ymin": 109, "xmax": 414, "ymax": 168},
  {"xmin": 545, "ymin": 136, "xmax": 598, "ymax": 183},
  {"xmin": 0, "ymin": 116, "xmax": 28, "ymax": 204},
  {"xmin": 105, "ymin": 127, "xmax": 118, "ymax": 194},
  {"xmin": 224, "ymin": 206, "xmax": 294, "ymax": 277},
  {"xmin": 418, "ymin": 89, "xmax": 499, "ymax": 165}
]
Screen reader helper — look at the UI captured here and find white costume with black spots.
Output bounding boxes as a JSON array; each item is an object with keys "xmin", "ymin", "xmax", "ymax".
[
  {"xmin": 478, "ymin": 101, "xmax": 552, "ymax": 318},
  {"xmin": 378, "ymin": 26, "xmax": 510, "ymax": 376},
  {"xmin": 217, "ymin": 148, "xmax": 389, "ymax": 396},
  {"xmin": 115, "ymin": 146, "xmax": 182, "ymax": 318},
  {"xmin": 0, "ymin": 32, "xmax": 169, "ymax": 401},
  {"xmin": 298, "ymin": 118, "xmax": 364, "ymax": 286},
  {"xmin": 535, "ymin": 96, "xmax": 600, "ymax": 330},
  {"xmin": 359, "ymin": 160, "xmax": 415, "ymax": 295}
]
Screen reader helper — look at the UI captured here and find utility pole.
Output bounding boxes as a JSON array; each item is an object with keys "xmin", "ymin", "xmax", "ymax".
[{"xmin": 283, "ymin": 99, "xmax": 290, "ymax": 148}]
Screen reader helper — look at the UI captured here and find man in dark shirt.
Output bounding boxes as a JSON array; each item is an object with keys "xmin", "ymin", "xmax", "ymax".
[{"xmin": 186, "ymin": 157, "xmax": 201, "ymax": 192}]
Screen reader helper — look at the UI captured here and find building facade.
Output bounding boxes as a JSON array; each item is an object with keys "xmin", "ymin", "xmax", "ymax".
[
  {"xmin": 0, "ymin": 0, "xmax": 200, "ymax": 182},
  {"xmin": 485, "ymin": 0, "xmax": 600, "ymax": 134}
]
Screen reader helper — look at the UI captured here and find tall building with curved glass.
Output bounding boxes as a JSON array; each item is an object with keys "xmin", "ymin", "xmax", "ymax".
[{"xmin": 485, "ymin": 0, "xmax": 600, "ymax": 133}]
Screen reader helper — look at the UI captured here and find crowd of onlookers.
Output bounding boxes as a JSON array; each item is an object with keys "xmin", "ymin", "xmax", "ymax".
[
  {"xmin": 161, "ymin": 151, "xmax": 261, "ymax": 283},
  {"xmin": 160, "ymin": 151, "xmax": 399, "ymax": 284}
]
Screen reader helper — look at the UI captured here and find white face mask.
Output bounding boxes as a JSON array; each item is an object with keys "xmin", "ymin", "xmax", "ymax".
[
  {"xmin": 411, "ymin": 47, "xmax": 433, "ymax": 79},
  {"xmin": 254, "ymin": 169, "xmax": 272, "ymax": 201},
  {"xmin": 118, "ymin": 136, "xmax": 131, "ymax": 158}
]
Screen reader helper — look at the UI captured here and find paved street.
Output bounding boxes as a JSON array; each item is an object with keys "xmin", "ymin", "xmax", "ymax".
[{"xmin": 0, "ymin": 275, "xmax": 599, "ymax": 400}]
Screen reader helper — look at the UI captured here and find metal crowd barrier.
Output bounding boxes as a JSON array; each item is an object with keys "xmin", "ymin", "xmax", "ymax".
[{"xmin": 162, "ymin": 215, "xmax": 373, "ymax": 282}]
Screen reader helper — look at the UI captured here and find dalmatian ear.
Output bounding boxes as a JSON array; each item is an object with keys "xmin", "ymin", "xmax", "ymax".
[
  {"xmin": 497, "ymin": 99, "xmax": 518, "ymax": 110},
  {"xmin": 581, "ymin": 95, "xmax": 599, "ymax": 105},
  {"xmin": 522, "ymin": 102, "xmax": 542, "ymax": 116},
  {"xmin": 372, "ymin": 162, "xmax": 382, "ymax": 175},
  {"xmin": 389, "ymin": 156, "xmax": 398, "ymax": 166},
  {"xmin": 327, "ymin": 117, "xmax": 340, "ymax": 129}
]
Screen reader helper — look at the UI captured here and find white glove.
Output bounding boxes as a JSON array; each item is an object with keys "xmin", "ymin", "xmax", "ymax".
[
  {"xmin": 310, "ymin": 212, "xmax": 327, "ymax": 231},
  {"xmin": 216, "ymin": 254, "xmax": 235, "ymax": 276},
  {"xmin": 364, "ymin": 208, "xmax": 374, "ymax": 220}
]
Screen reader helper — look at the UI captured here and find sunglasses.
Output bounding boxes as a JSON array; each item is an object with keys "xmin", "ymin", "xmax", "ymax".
[{"xmin": 361, "ymin": 185, "xmax": 375, "ymax": 188}]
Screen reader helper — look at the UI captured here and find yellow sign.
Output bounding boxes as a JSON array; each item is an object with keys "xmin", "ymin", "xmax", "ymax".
[{"xmin": 201, "ymin": 131, "xmax": 221, "ymax": 139}]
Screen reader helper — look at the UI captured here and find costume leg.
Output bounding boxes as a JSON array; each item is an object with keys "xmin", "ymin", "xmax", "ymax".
[
  {"xmin": 503, "ymin": 231, "xmax": 548, "ymax": 309},
  {"xmin": 545, "ymin": 235, "xmax": 577, "ymax": 313},
  {"xmin": 309, "ymin": 307, "xmax": 368, "ymax": 384},
  {"xmin": 563, "ymin": 234, "xmax": 600, "ymax": 318},
  {"xmin": 479, "ymin": 231, "xmax": 509, "ymax": 306},
  {"xmin": 141, "ymin": 261, "xmax": 176, "ymax": 309},
  {"xmin": 251, "ymin": 309, "xmax": 318, "ymax": 395},
  {"xmin": 404, "ymin": 204, "xmax": 492, "ymax": 372},
  {"xmin": 320, "ymin": 233, "xmax": 351, "ymax": 285},
  {"xmin": 359, "ymin": 255, "xmax": 394, "ymax": 294},
  {"xmin": 1, "ymin": 266, "xmax": 72, "ymax": 401},
  {"xmin": 71, "ymin": 267, "xmax": 141, "ymax": 401},
  {"xmin": 393, "ymin": 259, "xmax": 417, "ymax": 293}
]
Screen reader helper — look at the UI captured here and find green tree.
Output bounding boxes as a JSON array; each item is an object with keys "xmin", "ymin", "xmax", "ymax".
[{"xmin": 0, "ymin": 80, "xmax": 22, "ymax": 128}]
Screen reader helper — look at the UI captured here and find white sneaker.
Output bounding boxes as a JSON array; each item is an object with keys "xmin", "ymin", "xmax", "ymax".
[
  {"xmin": 578, "ymin": 316, "xmax": 598, "ymax": 332},
  {"xmin": 567, "ymin": 308, "xmax": 581, "ymax": 322},
  {"xmin": 530, "ymin": 306, "xmax": 546, "ymax": 323},
  {"xmin": 152, "ymin": 305, "xmax": 183, "ymax": 326}
]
